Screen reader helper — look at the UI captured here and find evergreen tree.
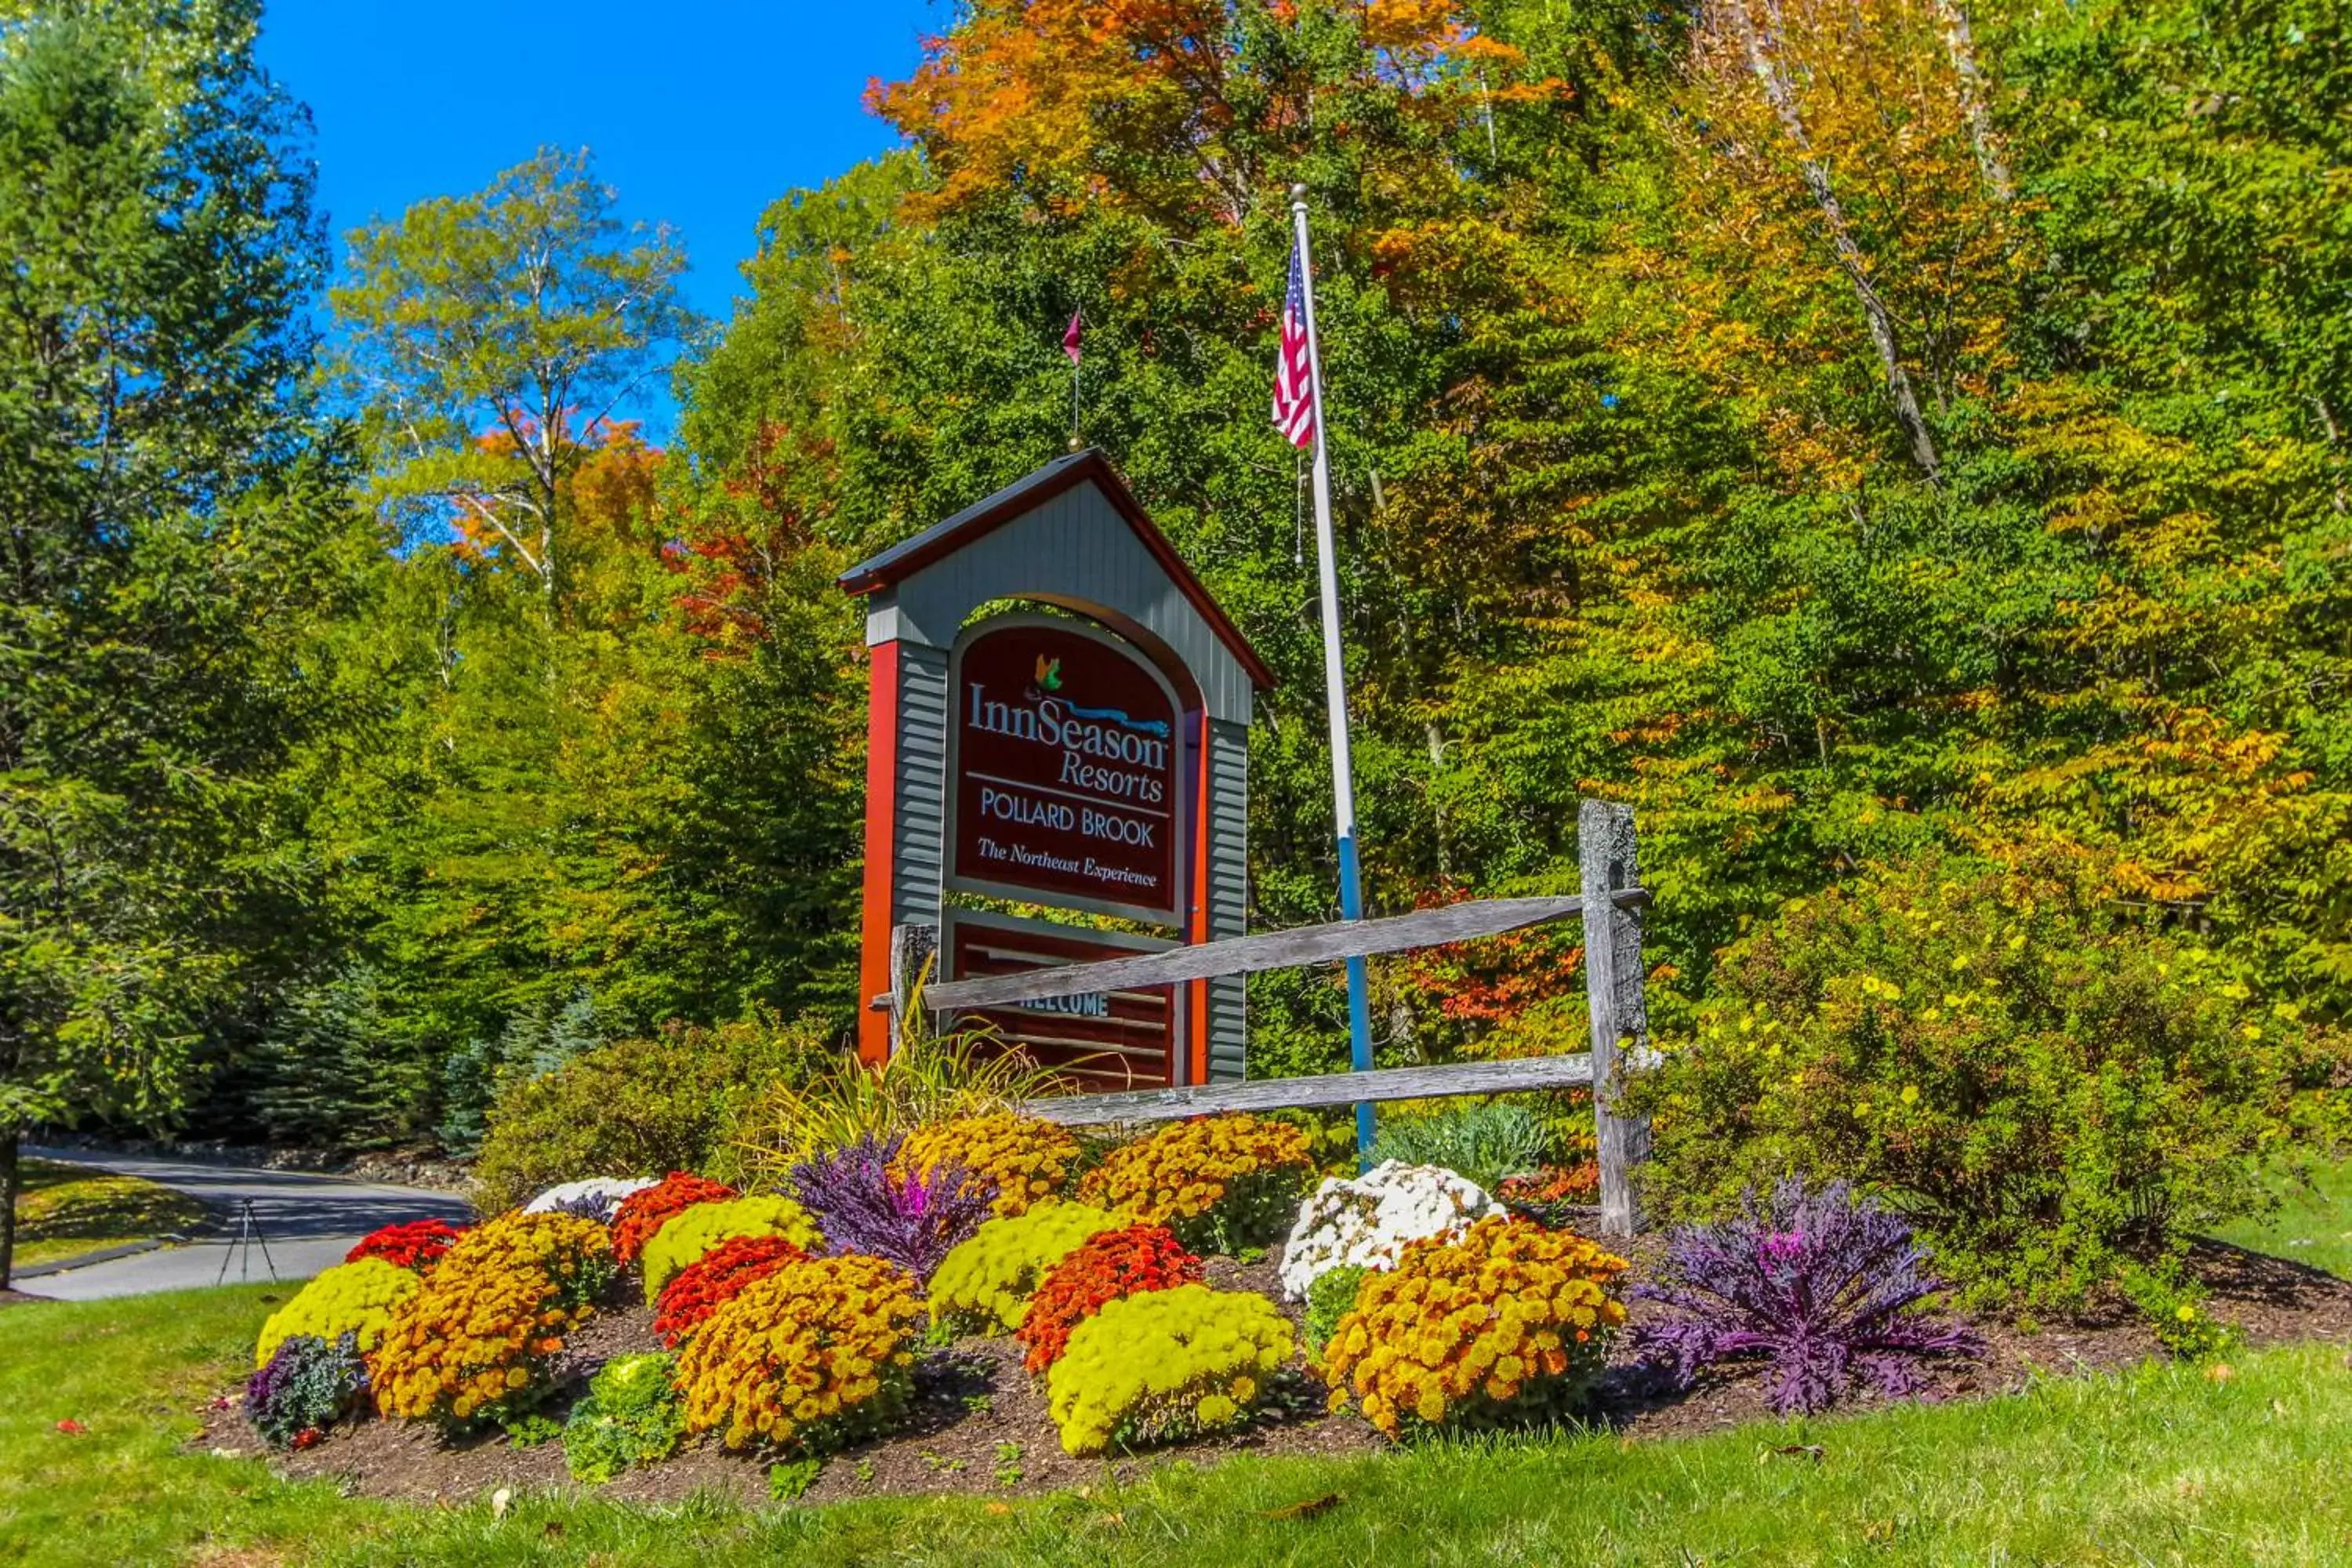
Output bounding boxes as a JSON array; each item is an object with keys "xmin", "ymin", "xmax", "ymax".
[{"xmin": 0, "ymin": 0, "xmax": 365, "ymax": 1283}]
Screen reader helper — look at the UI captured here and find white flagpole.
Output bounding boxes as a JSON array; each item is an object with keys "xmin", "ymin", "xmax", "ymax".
[{"xmin": 1289, "ymin": 183, "xmax": 1379, "ymax": 1163}]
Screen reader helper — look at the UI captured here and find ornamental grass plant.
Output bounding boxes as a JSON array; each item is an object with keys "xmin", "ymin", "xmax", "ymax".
[
  {"xmin": 1366, "ymin": 1101, "xmax": 1552, "ymax": 1192},
  {"xmin": 717, "ymin": 985, "xmax": 1066, "ymax": 1183}
]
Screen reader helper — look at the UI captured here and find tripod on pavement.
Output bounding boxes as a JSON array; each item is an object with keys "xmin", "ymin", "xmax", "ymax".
[{"xmin": 213, "ymin": 1196, "xmax": 278, "ymax": 1285}]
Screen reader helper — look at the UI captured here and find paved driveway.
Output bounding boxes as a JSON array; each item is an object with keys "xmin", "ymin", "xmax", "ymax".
[{"xmin": 17, "ymin": 1147, "xmax": 475, "ymax": 1300}]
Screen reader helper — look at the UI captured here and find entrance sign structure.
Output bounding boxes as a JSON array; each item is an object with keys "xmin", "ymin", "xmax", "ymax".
[{"xmin": 841, "ymin": 448, "xmax": 1276, "ymax": 1087}]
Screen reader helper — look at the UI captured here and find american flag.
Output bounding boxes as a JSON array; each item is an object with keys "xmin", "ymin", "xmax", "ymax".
[{"xmin": 1272, "ymin": 242, "xmax": 1316, "ymax": 448}]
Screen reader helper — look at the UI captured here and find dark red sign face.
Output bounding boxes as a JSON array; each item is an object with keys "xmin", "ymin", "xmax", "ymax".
[
  {"xmin": 948, "ymin": 920, "xmax": 1175, "ymax": 1091},
  {"xmin": 951, "ymin": 620, "xmax": 1181, "ymax": 920}
]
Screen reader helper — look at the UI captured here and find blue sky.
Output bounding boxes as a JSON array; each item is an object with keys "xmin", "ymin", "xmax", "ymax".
[{"xmin": 257, "ymin": 1, "xmax": 942, "ymax": 436}]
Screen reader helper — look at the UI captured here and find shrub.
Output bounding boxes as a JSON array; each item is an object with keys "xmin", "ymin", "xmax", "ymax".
[
  {"xmin": 1632, "ymin": 1179, "xmax": 1980, "ymax": 1415},
  {"xmin": 789, "ymin": 1133, "xmax": 995, "ymax": 1279},
  {"xmin": 1045, "ymin": 1284, "xmax": 1294, "ymax": 1455},
  {"xmin": 470, "ymin": 1014, "xmax": 833, "ymax": 1212},
  {"xmin": 610, "ymin": 1172, "xmax": 739, "ymax": 1269},
  {"xmin": 254, "ymin": 1258, "xmax": 420, "ymax": 1367},
  {"xmin": 893, "ymin": 1112, "xmax": 1081, "ymax": 1218},
  {"xmin": 345, "ymin": 1218, "xmax": 466, "ymax": 1274},
  {"xmin": 1278, "ymin": 1160, "xmax": 1502, "ymax": 1301},
  {"xmin": 1629, "ymin": 854, "xmax": 2352, "ymax": 1307},
  {"xmin": 369, "ymin": 1212, "xmax": 612, "ymax": 1428},
  {"xmin": 928, "ymin": 1200, "xmax": 1120, "ymax": 1334},
  {"xmin": 1323, "ymin": 1214, "xmax": 1627, "ymax": 1438},
  {"xmin": 1303, "ymin": 1264, "xmax": 1370, "ymax": 1356},
  {"xmin": 641, "ymin": 1194, "xmax": 824, "ymax": 1304},
  {"xmin": 1367, "ymin": 1101, "xmax": 1552, "ymax": 1192},
  {"xmin": 1016, "ymin": 1225, "xmax": 1203, "ymax": 1374},
  {"xmin": 675, "ymin": 1254, "xmax": 923, "ymax": 1453},
  {"xmin": 562, "ymin": 1352, "xmax": 686, "ymax": 1484},
  {"xmin": 1076, "ymin": 1114, "xmax": 1316, "ymax": 1252},
  {"xmin": 245, "ymin": 1332, "xmax": 368, "ymax": 1450},
  {"xmin": 652, "ymin": 1235, "xmax": 811, "ymax": 1348},
  {"xmin": 524, "ymin": 1176, "xmax": 658, "ymax": 1222}
]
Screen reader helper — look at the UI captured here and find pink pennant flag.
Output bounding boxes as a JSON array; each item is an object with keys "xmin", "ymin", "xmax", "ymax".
[{"xmin": 1062, "ymin": 309, "xmax": 1083, "ymax": 366}]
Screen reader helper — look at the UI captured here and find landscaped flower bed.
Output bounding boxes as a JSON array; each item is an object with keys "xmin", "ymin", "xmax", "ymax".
[{"xmin": 227, "ymin": 1105, "xmax": 2352, "ymax": 1510}]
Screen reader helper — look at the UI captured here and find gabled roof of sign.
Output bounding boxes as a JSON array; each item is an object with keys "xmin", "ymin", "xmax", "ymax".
[{"xmin": 837, "ymin": 446, "xmax": 1277, "ymax": 691}]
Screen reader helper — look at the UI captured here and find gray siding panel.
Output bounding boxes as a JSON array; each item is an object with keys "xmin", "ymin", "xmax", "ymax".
[
  {"xmin": 892, "ymin": 642, "xmax": 950, "ymax": 931},
  {"xmin": 1207, "ymin": 719, "xmax": 1250, "ymax": 1082}
]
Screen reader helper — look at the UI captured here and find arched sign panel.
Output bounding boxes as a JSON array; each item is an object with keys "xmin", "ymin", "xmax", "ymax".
[
  {"xmin": 946, "ymin": 615, "xmax": 1184, "ymax": 927},
  {"xmin": 840, "ymin": 448, "xmax": 1272, "ymax": 1081}
]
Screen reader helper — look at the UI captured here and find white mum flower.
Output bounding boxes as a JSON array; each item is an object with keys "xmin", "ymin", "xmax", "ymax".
[
  {"xmin": 1278, "ymin": 1160, "xmax": 1502, "ymax": 1300},
  {"xmin": 522, "ymin": 1175, "xmax": 659, "ymax": 1219}
]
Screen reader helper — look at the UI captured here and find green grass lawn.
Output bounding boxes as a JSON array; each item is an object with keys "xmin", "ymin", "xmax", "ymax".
[
  {"xmin": 4, "ymin": 1283, "xmax": 2350, "ymax": 1567},
  {"xmin": 10, "ymin": 1159, "xmax": 209, "ymax": 1269},
  {"xmin": 2214, "ymin": 1156, "xmax": 2352, "ymax": 1281}
]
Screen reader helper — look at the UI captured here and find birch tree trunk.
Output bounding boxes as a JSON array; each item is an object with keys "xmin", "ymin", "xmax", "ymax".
[
  {"xmin": 1932, "ymin": 0, "xmax": 2014, "ymax": 203},
  {"xmin": 1726, "ymin": 0, "xmax": 1944, "ymax": 485}
]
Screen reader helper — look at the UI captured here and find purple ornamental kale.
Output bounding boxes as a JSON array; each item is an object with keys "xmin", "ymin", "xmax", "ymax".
[
  {"xmin": 550, "ymin": 1189, "xmax": 623, "ymax": 1224},
  {"xmin": 245, "ymin": 1331, "xmax": 368, "ymax": 1449},
  {"xmin": 789, "ymin": 1133, "xmax": 997, "ymax": 1281},
  {"xmin": 1632, "ymin": 1178, "xmax": 1981, "ymax": 1415}
]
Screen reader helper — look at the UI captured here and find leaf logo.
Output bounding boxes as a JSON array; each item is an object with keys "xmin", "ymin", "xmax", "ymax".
[{"xmin": 1034, "ymin": 655, "xmax": 1062, "ymax": 691}]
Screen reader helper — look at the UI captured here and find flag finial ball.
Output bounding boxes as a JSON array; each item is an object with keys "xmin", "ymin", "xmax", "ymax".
[{"xmin": 1290, "ymin": 182, "xmax": 1308, "ymax": 202}]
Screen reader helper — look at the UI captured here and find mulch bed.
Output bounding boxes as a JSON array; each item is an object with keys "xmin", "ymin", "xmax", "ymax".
[{"xmin": 201, "ymin": 1232, "xmax": 2352, "ymax": 1508}]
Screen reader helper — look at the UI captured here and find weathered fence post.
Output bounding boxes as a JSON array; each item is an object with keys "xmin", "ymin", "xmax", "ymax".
[
  {"xmin": 1578, "ymin": 800, "xmax": 1653, "ymax": 1236},
  {"xmin": 887, "ymin": 922, "xmax": 937, "ymax": 1054}
]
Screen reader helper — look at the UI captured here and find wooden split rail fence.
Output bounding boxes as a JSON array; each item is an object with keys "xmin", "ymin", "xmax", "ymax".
[{"xmin": 886, "ymin": 800, "xmax": 1657, "ymax": 1233}]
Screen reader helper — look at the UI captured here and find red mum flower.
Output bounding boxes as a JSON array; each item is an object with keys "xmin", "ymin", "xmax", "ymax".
[
  {"xmin": 346, "ymin": 1218, "xmax": 467, "ymax": 1273},
  {"xmin": 610, "ymin": 1172, "xmax": 737, "ymax": 1269},
  {"xmin": 651, "ymin": 1233, "xmax": 811, "ymax": 1346},
  {"xmin": 1017, "ymin": 1225, "xmax": 1203, "ymax": 1374}
]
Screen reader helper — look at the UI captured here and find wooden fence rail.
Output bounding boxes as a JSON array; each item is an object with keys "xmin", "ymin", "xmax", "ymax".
[
  {"xmin": 1018, "ymin": 1053, "xmax": 1596, "ymax": 1127},
  {"xmin": 904, "ymin": 797, "xmax": 1657, "ymax": 1234},
  {"xmin": 888, "ymin": 891, "xmax": 1649, "ymax": 1015}
]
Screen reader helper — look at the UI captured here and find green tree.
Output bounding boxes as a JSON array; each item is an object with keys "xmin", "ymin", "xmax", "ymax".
[
  {"xmin": 0, "ymin": 0, "xmax": 363, "ymax": 1283},
  {"xmin": 329, "ymin": 147, "xmax": 697, "ymax": 602}
]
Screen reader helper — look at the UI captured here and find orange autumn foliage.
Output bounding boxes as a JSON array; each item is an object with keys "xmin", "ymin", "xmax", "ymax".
[{"xmin": 869, "ymin": 0, "xmax": 1555, "ymax": 227}]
